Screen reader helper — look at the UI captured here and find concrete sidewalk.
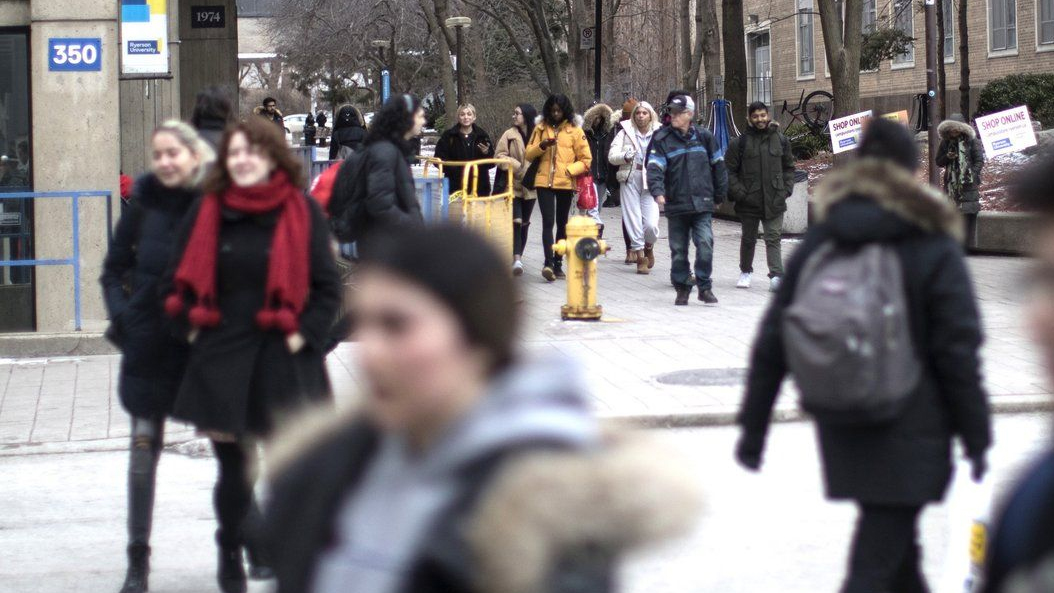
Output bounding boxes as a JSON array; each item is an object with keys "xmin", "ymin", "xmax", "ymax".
[{"xmin": 1, "ymin": 212, "xmax": 1049, "ymax": 455}]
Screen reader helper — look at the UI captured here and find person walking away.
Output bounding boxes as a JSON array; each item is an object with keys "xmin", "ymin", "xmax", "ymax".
[
  {"xmin": 726, "ymin": 101, "xmax": 796, "ymax": 292},
  {"xmin": 525, "ymin": 94, "xmax": 592, "ymax": 282},
  {"xmin": 162, "ymin": 117, "xmax": 342, "ymax": 593},
  {"xmin": 328, "ymin": 105, "xmax": 367, "ymax": 161},
  {"xmin": 583, "ymin": 103, "xmax": 615, "ymax": 234},
  {"xmin": 981, "ymin": 153, "xmax": 1054, "ymax": 593},
  {"xmin": 191, "ymin": 86, "xmax": 235, "ymax": 151},
  {"xmin": 610, "ymin": 101, "xmax": 661, "ymax": 275},
  {"xmin": 101, "ymin": 121, "xmax": 215, "ymax": 593},
  {"xmin": 936, "ymin": 113, "xmax": 985, "ymax": 244},
  {"xmin": 261, "ymin": 97, "xmax": 284, "ymax": 128},
  {"xmin": 327, "ymin": 95, "xmax": 426, "ymax": 244},
  {"xmin": 647, "ymin": 94, "xmax": 727, "ymax": 305},
  {"xmin": 262, "ymin": 224, "xmax": 703, "ymax": 593},
  {"xmin": 495, "ymin": 103, "xmax": 539, "ymax": 276},
  {"xmin": 735, "ymin": 118, "xmax": 992, "ymax": 593},
  {"xmin": 434, "ymin": 104, "xmax": 494, "ymax": 196}
]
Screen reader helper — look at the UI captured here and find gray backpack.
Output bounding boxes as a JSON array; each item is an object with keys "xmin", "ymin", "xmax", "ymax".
[{"xmin": 782, "ymin": 242, "xmax": 921, "ymax": 425}]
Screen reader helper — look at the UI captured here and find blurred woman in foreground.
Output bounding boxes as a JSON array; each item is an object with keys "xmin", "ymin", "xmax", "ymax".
[{"xmin": 263, "ymin": 225, "xmax": 702, "ymax": 593}]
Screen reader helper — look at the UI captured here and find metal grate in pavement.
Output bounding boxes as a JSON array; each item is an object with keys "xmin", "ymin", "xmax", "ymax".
[{"xmin": 655, "ymin": 367, "xmax": 747, "ymax": 386}]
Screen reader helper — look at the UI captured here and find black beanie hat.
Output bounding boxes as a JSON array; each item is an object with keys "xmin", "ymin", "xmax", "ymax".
[
  {"xmin": 358, "ymin": 225, "xmax": 520, "ymax": 374},
  {"xmin": 857, "ymin": 117, "xmax": 920, "ymax": 172}
]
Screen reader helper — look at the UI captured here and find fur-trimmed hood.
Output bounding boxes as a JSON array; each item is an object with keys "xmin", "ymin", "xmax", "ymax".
[
  {"xmin": 938, "ymin": 118, "xmax": 976, "ymax": 141},
  {"xmin": 469, "ymin": 429, "xmax": 703, "ymax": 593},
  {"xmin": 813, "ymin": 158, "xmax": 964, "ymax": 242},
  {"xmin": 583, "ymin": 103, "xmax": 614, "ymax": 133}
]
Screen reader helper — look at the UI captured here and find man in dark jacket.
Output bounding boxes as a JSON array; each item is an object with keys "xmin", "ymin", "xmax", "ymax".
[
  {"xmin": 935, "ymin": 113, "xmax": 985, "ymax": 243},
  {"xmin": 261, "ymin": 97, "xmax": 284, "ymax": 128},
  {"xmin": 647, "ymin": 94, "xmax": 728, "ymax": 306},
  {"xmin": 726, "ymin": 101, "xmax": 796, "ymax": 293},
  {"xmin": 735, "ymin": 119, "xmax": 992, "ymax": 593},
  {"xmin": 981, "ymin": 153, "xmax": 1054, "ymax": 593}
]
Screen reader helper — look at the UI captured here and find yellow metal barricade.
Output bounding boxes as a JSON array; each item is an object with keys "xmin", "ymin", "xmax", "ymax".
[{"xmin": 420, "ymin": 157, "xmax": 516, "ymax": 264}]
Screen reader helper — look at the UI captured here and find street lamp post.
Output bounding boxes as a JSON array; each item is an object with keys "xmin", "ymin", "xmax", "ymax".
[
  {"xmin": 445, "ymin": 17, "xmax": 472, "ymax": 106},
  {"xmin": 371, "ymin": 39, "xmax": 391, "ymax": 111}
]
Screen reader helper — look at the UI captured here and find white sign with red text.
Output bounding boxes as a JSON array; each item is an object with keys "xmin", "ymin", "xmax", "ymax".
[
  {"xmin": 975, "ymin": 106, "xmax": 1037, "ymax": 159},
  {"xmin": 828, "ymin": 110, "xmax": 873, "ymax": 154}
]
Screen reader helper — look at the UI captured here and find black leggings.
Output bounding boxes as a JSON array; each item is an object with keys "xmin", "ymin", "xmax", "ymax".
[
  {"xmin": 212, "ymin": 441, "xmax": 255, "ymax": 550},
  {"xmin": 842, "ymin": 504, "xmax": 928, "ymax": 593},
  {"xmin": 537, "ymin": 188, "xmax": 574, "ymax": 267},
  {"xmin": 513, "ymin": 197, "xmax": 536, "ymax": 257},
  {"xmin": 127, "ymin": 417, "xmax": 164, "ymax": 547}
]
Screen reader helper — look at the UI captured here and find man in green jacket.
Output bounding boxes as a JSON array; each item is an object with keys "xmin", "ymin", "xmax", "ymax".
[{"xmin": 726, "ymin": 101, "xmax": 796, "ymax": 293}]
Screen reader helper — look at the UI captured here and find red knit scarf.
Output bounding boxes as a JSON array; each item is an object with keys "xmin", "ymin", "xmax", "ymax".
[{"xmin": 165, "ymin": 170, "xmax": 311, "ymax": 335}]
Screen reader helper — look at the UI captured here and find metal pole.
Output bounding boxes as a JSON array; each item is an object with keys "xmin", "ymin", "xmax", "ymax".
[
  {"xmin": 924, "ymin": 0, "xmax": 940, "ymax": 185},
  {"xmin": 377, "ymin": 47, "xmax": 384, "ymax": 111},
  {"xmin": 594, "ymin": 0, "xmax": 602, "ymax": 101},
  {"xmin": 455, "ymin": 26, "xmax": 464, "ymax": 106}
]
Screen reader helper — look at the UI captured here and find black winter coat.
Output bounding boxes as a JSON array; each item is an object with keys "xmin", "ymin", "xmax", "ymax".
[
  {"xmin": 328, "ymin": 125, "xmax": 366, "ymax": 160},
  {"xmin": 331, "ymin": 138, "xmax": 424, "ymax": 237},
  {"xmin": 434, "ymin": 124, "xmax": 494, "ymax": 196},
  {"xmin": 738, "ymin": 159, "xmax": 992, "ymax": 505},
  {"xmin": 726, "ymin": 123, "xmax": 796, "ymax": 220},
  {"xmin": 101, "ymin": 174, "xmax": 197, "ymax": 419},
  {"xmin": 166, "ymin": 195, "xmax": 342, "ymax": 437},
  {"xmin": 646, "ymin": 124, "xmax": 729, "ymax": 216},
  {"xmin": 935, "ymin": 119, "xmax": 985, "ymax": 215}
]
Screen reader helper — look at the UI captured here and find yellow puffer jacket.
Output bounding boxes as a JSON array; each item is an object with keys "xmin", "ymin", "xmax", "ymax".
[{"xmin": 525, "ymin": 119, "xmax": 592, "ymax": 191}]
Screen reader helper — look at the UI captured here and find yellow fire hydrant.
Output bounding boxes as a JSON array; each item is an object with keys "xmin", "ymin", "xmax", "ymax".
[{"xmin": 553, "ymin": 216, "xmax": 610, "ymax": 321}]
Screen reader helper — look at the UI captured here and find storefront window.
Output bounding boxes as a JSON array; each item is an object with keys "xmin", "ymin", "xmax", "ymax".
[{"xmin": 0, "ymin": 30, "xmax": 34, "ymax": 329}]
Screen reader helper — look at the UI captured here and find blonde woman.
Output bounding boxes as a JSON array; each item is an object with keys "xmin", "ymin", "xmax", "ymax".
[
  {"xmin": 434, "ymin": 103, "xmax": 495, "ymax": 196},
  {"xmin": 101, "ymin": 121, "xmax": 215, "ymax": 593},
  {"xmin": 495, "ymin": 103, "xmax": 539, "ymax": 275},
  {"xmin": 609, "ymin": 102, "xmax": 661, "ymax": 275}
]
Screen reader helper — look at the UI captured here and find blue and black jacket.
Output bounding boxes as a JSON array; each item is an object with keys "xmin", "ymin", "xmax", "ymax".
[{"xmin": 646, "ymin": 124, "xmax": 728, "ymax": 216}]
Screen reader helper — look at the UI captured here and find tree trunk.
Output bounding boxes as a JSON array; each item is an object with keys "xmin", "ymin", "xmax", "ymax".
[
  {"xmin": 721, "ymin": 0, "xmax": 747, "ymax": 121},
  {"xmin": 420, "ymin": 0, "xmax": 459, "ymax": 124},
  {"xmin": 817, "ymin": 0, "xmax": 863, "ymax": 118},
  {"xmin": 699, "ymin": 0, "xmax": 721, "ymax": 104},
  {"xmin": 519, "ymin": 0, "xmax": 568, "ymax": 96},
  {"xmin": 604, "ymin": 0, "xmax": 618, "ymax": 100},
  {"xmin": 958, "ymin": 0, "xmax": 971, "ymax": 117},
  {"xmin": 936, "ymin": 0, "xmax": 946, "ymax": 120}
]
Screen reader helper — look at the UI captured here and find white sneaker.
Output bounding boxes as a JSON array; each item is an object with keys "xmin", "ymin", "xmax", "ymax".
[
  {"xmin": 769, "ymin": 276, "xmax": 782, "ymax": 293},
  {"xmin": 737, "ymin": 273, "xmax": 752, "ymax": 289},
  {"xmin": 512, "ymin": 261, "xmax": 524, "ymax": 276}
]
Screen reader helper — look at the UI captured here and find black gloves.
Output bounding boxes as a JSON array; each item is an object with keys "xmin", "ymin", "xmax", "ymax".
[
  {"xmin": 969, "ymin": 453, "xmax": 988, "ymax": 483},
  {"xmin": 735, "ymin": 430, "xmax": 766, "ymax": 471}
]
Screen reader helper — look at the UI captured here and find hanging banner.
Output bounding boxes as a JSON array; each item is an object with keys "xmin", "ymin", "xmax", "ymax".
[
  {"xmin": 120, "ymin": 0, "xmax": 170, "ymax": 76},
  {"xmin": 975, "ymin": 106, "xmax": 1038, "ymax": 159},
  {"xmin": 381, "ymin": 70, "xmax": 391, "ymax": 103},
  {"xmin": 828, "ymin": 110, "xmax": 873, "ymax": 154}
]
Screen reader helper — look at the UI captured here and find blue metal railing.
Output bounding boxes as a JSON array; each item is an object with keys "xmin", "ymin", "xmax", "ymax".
[{"xmin": 0, "ymin": 190, "xmax": 113, "ymax": 331}]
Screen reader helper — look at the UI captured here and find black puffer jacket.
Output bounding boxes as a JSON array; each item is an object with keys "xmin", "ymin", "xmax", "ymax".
[
  {"xmin": 935, "ymin": 117, "xmax": 985, "ymax": 215},
  {"xmin": 100, "ymin": 174, "xmax": 197, "ymax": 418},
  {"xmin": 434, "ymin": 124, "xmax": 494, "ymax": 196},
  {"xmin": 646, "ymin": 124, "xmax": 728, "ymax": 216},
  {"xmin": 738, "ymin": 158, "xmax": 992, "ymax": 505},
  {"xmin": 328, "ymin": 106, "xmax": 367, "ymax": 160},
  {"xmin": 583, "ymin": 104, "xmax": 615, "ymax": 184}
]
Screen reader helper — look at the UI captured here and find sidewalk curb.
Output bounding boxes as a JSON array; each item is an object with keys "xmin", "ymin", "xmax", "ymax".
[
  {"xmin": 0, "ymin": 332, "xmax": 116, "ymax": 358},
  {"xmin": 2, "ymin": 397, "xmax": 1049, "ymax": 457}
]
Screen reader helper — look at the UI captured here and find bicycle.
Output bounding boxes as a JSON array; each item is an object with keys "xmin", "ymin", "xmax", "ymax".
[{"xmin": 781, "ymin": 88, "xmax": 834, "ymax": 140}]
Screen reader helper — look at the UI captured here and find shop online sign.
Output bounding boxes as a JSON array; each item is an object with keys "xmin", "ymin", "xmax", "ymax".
[
  {"xmin": 828, "ymin": 110, "xmax": 873, "ymax": 154},
  {"xmin": 975, "ymin": 106, "xmax": 1038, "ymax": 159}
]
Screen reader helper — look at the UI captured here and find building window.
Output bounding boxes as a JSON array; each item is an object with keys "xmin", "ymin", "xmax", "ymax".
[
  {"xmin": 943, "ymin": 0, "xmax": 956, "ymax": 59},
  {"xmin": 989, "ymin": 0, "xmax": 1017, "ymax": 51},
  {"xmin": 1040, "ymin": 0, "xmax": 1054, "ymax": 45},
  {"xmin": 798, "ymin": 0, "xmax": 815, "ymax": 76},
  {"xmin": 863, "ymin": 0, "xmax": 878, "ymax": 32},
  {"xmin": 892, "ymin": 0, "xmax": 915, "ymax": 64},
  {"xmin": 237, "ymin": 0, "xmax": 276, "ymax": 17}
]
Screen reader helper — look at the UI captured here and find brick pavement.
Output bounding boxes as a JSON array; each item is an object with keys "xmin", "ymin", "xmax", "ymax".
[{"xmin": 0, "ymin": 208, "xmax": 1049, "ymax": 454}]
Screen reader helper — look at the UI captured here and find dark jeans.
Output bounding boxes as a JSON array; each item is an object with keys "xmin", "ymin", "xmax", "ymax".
[
  {"xmin": 513, "ymin": 196, "xmax": 537, "ymax": 257},
  {"xmin": 668, "ymin": 212, "xmax": 714, "ymax": 290},
  {"xmin": 739, "ymin": 214, "xmax": 785, "ymax": 278},
  {"xmin": 842, "ymin": 504, "xmax": 929, "ymax": 593},
  {"xmin": 537, "ymin": 188, "xmax": 573, "ymax": 267},
  {"xmin": 128, "ymin": 417, "xmax": 164, "ymax": 547}
]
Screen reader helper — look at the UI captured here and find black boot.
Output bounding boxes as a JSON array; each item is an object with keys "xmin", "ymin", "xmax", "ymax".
[
  {"xmin": 218, "ymin": 545, "xmax": 247, "ymax": 593},
  {"xmin": 119, "ymin": 544, "xmax": 149, "ymax": 593}
]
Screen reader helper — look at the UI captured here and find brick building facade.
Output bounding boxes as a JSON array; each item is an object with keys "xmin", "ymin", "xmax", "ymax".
[{"xmin": 734, "ymin": 0, "xmax": 1054, "ymax": 123}]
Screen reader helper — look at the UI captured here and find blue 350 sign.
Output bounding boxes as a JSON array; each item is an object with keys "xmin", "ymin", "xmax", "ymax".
[{"xmin": 49, "ymin": 38, "xmax": 102, "ymax": 72}]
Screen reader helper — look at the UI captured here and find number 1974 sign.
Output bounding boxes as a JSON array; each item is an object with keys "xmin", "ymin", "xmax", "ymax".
[{"xmin": 49, "ymin": 38, "xmax": 102, "ymax": 72}]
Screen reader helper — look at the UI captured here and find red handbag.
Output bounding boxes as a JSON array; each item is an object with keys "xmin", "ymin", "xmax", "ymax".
[{"xmin": 576, "ymin": 174, "xmax": 598, "ymax": 210}]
